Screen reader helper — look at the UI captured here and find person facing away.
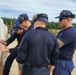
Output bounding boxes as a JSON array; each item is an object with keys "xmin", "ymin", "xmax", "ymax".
[
  {"xmin": 53, "ymin": 10, "xmax": 76, "ymax": 75},
  {"xmin": 16, "ymin": 13, "xmax": 59, "ymax": 75},
  {"xmin": 0, "ymin": 13, "xmax": 33, "ymax": 75}
]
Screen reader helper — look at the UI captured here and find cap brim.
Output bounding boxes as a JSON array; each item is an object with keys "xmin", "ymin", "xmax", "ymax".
[
  {"xmin": 38, "ymin": 17, "xmax": 48, "ymax": 23},
  {"xmin": 55, "ymin": 16, "xmax": 63, "ymax": 19},
  {"xmin": 12, "ymin": 28, "xmax": 18, "ymax": 31}
]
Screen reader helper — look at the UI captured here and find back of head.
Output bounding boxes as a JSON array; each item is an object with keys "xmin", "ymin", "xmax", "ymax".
[
  {"xmin": 37, "ymin": 13, "xmax": 48, "ymax": 23},
  {"xmin": 18, "ymin": 14, "xmax": 29, "ymax": 24},
  {"xmin": 32, "ymin": 13, "xmax": 48, "ymax": 23},
  {"xmin": 33, "ymin": 13, "xmax": 48, "ymax": 29}
]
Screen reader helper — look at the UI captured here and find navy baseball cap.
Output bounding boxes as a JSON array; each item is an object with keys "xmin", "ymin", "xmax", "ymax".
[
  {"xmin": 18, "ymin": 14, "xmax": 29, "ymax": 24},
  {"xmin": 12, "ymin": 25, "xmax": 20, "ymax": 31},
  {"xmin": 12, "ymin": 19, "xmax": 22, "ymax": 31},
  {"xmin": 14, "ymin": 19, "xmax": 19, "ymax": 26},
  {"xmin": 55, "ymin": 10, "xmax": 75, "ymax": 19},
  {"xmin": 12, "ymin": 25, "xmax": 23, "ymax": 31},
  {"xmin": 37, "ymin": 13, "xmax": 48, "ymax": 23}
]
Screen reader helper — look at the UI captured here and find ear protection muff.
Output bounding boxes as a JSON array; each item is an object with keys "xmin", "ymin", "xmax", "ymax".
[{"xmin": 32, "ymin": 14, "xmax": 38, "ymax": 24}]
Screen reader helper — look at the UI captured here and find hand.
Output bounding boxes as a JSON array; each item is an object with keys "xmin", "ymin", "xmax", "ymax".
[
  {"xmin": 0, "ymin": 44, "xmax": 9, "ymax": 52},
  {"xmin": 0, "ymin": 44, "xmax": 6, "ymax": 51},
  {"xmin": 49, "ymin": 65, "xmax": 55, "ymax": 75},
  {"xmin": 0, "ymin": 39, "xmax": 7, "ymax": 45},
  {"xmin": 49, "ymin": 70, "xmax": 53, "ymax": 75},
  {"xmin": 0, "ymin": 39, "xmax": 4, "ymax": 44},
  {"xmin": 50, "ymin": 72, "xmax": 52, "ymax": 75}
]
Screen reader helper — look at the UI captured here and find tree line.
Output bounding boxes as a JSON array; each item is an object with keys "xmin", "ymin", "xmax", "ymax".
[{"xmin": 1, "ymin": 17, "xmax": 76, "ymax": 29}]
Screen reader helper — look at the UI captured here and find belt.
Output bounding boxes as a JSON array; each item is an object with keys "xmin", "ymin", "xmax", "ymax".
[
  {"xmin": 59, "ymin": 58, "xmax": 72, "ymax": 61},
  {"xmin": 25, "ymin": 64, "xmax": 48, "ymax": 68}
]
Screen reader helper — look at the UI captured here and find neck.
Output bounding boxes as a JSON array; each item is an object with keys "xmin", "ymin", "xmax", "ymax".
[
  {"xmin": 26, "ymin": 22, "xmax": 31, "ymax": 29},
  {"xmin": 38, "ymin": 25, "xmax": 46, "ymax": 28},
  {"xmin": 65, "ymin": 22, "xmax": 73, "ymax": 29},
  {"xmin": 34, "ymin": 25, "xmax": 46, "ymax": 29},
  {"xmin": 65, "ymin": 20, "xmax": 73, "ymax": 29}
]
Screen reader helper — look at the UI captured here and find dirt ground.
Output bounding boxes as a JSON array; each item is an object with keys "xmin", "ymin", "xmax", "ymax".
[
  {"xmin": 0, "ymin": 62, "xmax": 3, "ymax": 75},
  {"xmin": 2, "ymin": 40, "xmax": 76, "ymax": 75},
  {"xmin": 72, "ymin": 51, "xmax": 76, "ymax": 75}
]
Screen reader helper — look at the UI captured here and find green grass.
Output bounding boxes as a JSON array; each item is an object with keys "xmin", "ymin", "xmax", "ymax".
[{"xmin": 48, "ymin": 29, "xmax": 60, "ymax": 35}]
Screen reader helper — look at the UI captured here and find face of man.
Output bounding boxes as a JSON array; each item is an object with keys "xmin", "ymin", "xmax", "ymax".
[
  {"xmin": 59, "ymin": 17, "xmax": 68, "ymax": 28},
  {"xmin": 20, "ymin": 21, "xmax": 26, "ymax": 28},
  {"xmin": 15, "ymin": 28, "xmax": 23, "ymax": 34}
]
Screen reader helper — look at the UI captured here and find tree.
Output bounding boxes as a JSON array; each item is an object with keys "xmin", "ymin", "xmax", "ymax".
[{"xmin": 1, "ymin": 17, "xmax": 16, "ymax": 26}]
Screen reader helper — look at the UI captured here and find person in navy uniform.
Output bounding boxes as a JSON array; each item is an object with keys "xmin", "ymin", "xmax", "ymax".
[
  {"xmin": 53, "ymin": 10, "xmax": 76, "ymax": 75},
  {"xmin": 16, "ymin": 13, "xmax": 59, "ymax": 75},
  {"xmin": 0, "ymin": 14, "xmax": 34, "ymax": 75}
]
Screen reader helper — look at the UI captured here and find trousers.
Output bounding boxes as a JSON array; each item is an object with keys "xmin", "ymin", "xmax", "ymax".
[
  {"xmin": 22, "ymin": 66, "xmax": 50, "ymax": 75},
  {"xmin": 53, "ymin": 60, "xmax": 74, "ymax": 75},
  {"xmin": 3, "ymin": 47, "xmax": 18, "ymax": 75}
]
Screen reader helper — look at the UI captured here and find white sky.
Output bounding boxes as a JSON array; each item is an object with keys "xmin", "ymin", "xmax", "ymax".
[{"xmin": 0, "ymin": 0, "xmax": 76, "ymax": 23}]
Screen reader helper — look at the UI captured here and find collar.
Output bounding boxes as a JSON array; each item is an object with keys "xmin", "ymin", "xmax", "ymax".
[
  {"xmin": 36, "ymin": 27, "xmax": 48, "ymax": 31},
  {"xmin": 64, "ymin": 26, "xmax": 74, "ymax": 30},
  {"xmin": 28, "ymin": 25, "xmax": 34, "ymax": 30}
]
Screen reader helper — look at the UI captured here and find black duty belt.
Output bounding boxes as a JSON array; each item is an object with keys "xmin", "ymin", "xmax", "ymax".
[
  {"xmin": 25, "ymin": 64, "xmax": 48, "ymax": 69},
  {"xmin": 59, "ymin": 58, "xmax": 72, "ymax": 61}
]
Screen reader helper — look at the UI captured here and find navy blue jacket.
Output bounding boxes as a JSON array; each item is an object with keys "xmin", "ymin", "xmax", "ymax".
[
  {"xmin": 17, "ymin": 27, "xmax": 59, "ymax": 67},
  {"xmin": 6, "ymin": 25, "xmax": 34, "ymax": 53},
  {"xmin": 6, "ymin": 29, "xmax": 26, "ymax": 46}
]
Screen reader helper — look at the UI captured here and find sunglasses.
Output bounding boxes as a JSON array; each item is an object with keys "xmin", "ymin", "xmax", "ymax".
[
  {"xmin": 59, "ymin": 18, "xmax": 67, "ymax": 21},
  {"xmin": 15, "ymin": 28, "xmax": 23, "ymax": 32}
]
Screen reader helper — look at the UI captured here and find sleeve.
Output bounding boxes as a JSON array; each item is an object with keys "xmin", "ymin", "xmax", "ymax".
[
  {"xmin": 59, "ymin": 31, "xmax": 76, "ymax": 45},
  {"xmin": 6, "ymin": 33, "xmax": 16, "ymax": 46},
  {"xmin": 16, "ymin": 35, "xmax": 29, "ymax": 64},
  {"xmin": 9, "ymin": 46, "xmax": 18, "ymax": 55},
  {"xmin": 50, "ymin": 39, "xmax": 59, "ymax": 66}
]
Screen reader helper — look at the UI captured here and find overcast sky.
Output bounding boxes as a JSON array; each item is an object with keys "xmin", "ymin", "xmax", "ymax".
[{"xmin": 0, "ymin": 0, "xmax": 76, "ymax": 23}]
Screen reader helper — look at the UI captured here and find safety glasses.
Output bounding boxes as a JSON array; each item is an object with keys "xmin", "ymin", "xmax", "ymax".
[{"xmin": 59, "ymin": 18, "xmax": 67, "ymax": 21}]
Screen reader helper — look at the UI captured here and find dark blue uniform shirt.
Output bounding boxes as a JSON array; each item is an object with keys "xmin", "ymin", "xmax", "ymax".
[
  {"xmin": 57, "ymin": 26, "xmax": 76, "ymax": 60},
  {"xmin": 6, "ymin": 25, "xmax": 34, "ymax": 53},
  {"xmin": 6, "ymin": 29, "xmax": 26, "ymax": 46},
  {"xmin": 17, "ymin": 27, "xmax": 59, "ymax": 67}
]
